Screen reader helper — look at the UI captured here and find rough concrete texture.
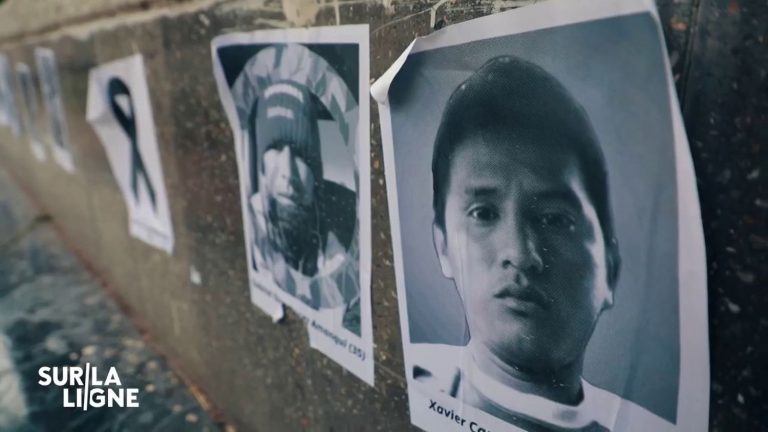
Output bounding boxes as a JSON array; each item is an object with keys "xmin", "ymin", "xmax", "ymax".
[
  {"xmin": 0, "ymin": 166, "xmax": 220, "ymax": 430},
  {"xmin": 0, "ymin": 0, "xmax": 192, "ymax": 41},
  {"xmin": 0, "ymin": 0, "xmax": 765, "ymax": 430}
]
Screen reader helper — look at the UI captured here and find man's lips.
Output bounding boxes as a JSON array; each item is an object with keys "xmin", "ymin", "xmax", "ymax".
[
  {"xmin": 274, "ymin": 192, "xmax": 301, "ymax": 206},
  {"xmin": 493, "ymin": 284, "xmax": 549, "ymax": 312}
]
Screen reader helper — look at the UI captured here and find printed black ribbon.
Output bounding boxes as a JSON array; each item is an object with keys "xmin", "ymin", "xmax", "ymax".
[{"xmin": 107, "ymin": 77, "xmax": 157, "ymax": 211}]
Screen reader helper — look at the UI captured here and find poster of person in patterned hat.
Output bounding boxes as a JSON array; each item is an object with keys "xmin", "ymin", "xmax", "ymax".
[{"xmin": 212, "ymin": 25, "xmax": 373, "ymax": 385}]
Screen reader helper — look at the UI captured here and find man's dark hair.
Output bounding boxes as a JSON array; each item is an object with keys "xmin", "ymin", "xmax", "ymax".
[{"xmin": 432, "ymin": 56, "xmax": 618, "ymax": 252}]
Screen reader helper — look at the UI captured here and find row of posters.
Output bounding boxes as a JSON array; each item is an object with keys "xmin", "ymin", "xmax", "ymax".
[
  {"xmin": 0, "ymin": 48, "xmax": 75, "ymax": 171},
  {"xmin": 0, "ymin": 0, "xmax": 709, "ymax": 429}
]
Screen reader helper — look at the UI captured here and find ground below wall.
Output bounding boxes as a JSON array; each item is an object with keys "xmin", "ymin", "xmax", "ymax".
[{"xmin": 0, "ymin": 166, "xmax": 221, "ymax": 431}]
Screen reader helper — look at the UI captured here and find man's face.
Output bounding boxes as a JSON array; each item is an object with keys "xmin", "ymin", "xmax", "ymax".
[
  {"xmin": 260, "ymin": 143, "xmax": 318, "ymax": 264},
  {"xmin": 262, "ymin": 143, "xmax": 316, "ymax": 208},
  {"xmin": 433, "ymin": 132, "xmax": 616, "ymax": 373}
]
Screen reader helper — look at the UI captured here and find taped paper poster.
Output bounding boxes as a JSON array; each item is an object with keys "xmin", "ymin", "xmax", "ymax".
[
  {"xmin": 16, "ymin": 63, "xmax": 46, "ymax": 162},
  {"xmin": 372, "ymin": 0, "xmax": 709, "ymax": 430},
  {"xmin": 0, "ymin": 54, "xmax": 21, "ymax": 135},
  {"xmin": 36, "ymin": 48, "xmax": 75, "ymax": 173},
  {"xmin": 211, "ymin": 25, "xmax": 374, "ymax": 385},
  {"xmin": 86, "ymin": 54, "xmax": 175, "ymax": 254}
]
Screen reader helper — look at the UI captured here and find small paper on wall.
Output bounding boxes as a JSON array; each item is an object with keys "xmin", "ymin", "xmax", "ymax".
[
  {"xmin": 16, "ymin": 63, "xmax": 46, "ymax": 162},
  {"xmin": 372, "ymin": 0, "xmax": 709, "ymax": 430},
  {"xmin": 86, "ymin": 54, "xmax": 174, "ymax": 254},
  {"xmin": 35, "ymin": 48, "xmax": 75, "ymax": 173},
  {"xmin": 211, "ymin": 25, "xmax": 374, "ymax": 385},
  {"xmin": 0, "ymin": 55, "xmax": 7, "ymax": 128},
  {"xmin": 0, "ymin": 54, "xmax": 21, "ymax": 135}
]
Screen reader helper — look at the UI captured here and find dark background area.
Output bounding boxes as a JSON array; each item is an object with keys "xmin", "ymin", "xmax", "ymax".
[{"xmin": 662, "ymin": 0, "xmax": 767, "ymax": 428}]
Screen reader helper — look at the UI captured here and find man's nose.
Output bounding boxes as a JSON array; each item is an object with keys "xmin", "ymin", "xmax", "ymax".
[
  {"xmin": 277, "ymin": 146, "xmax": 300, "ymax": 181},
  {"xmin": 498, "ymin": 217, "xmax": 544, "ymax": 274}
]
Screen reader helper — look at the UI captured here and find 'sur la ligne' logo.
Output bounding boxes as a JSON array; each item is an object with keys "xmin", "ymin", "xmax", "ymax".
[{"xmin": 38, "ymin": 363, "xmax": 140, "ymax": 409}]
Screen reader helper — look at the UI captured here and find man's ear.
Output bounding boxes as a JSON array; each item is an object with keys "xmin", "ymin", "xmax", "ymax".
[
  {"xmin": 604, "ymin": 237, "xmax": 621, "ymax": 309},
  {"xmin": 432, "ymin": 222, "xmax": 453, "ymax": 279}
]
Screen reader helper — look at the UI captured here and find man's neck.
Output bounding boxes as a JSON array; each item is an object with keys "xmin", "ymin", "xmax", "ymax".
[
  {"xmin": 265, "ymin": 197, "xmax": 324, "ymax": 276},
  {"xmin": 468, "ymin": 342, "xmax": 584, "ymax": 405},
  {"xmin": 285, "ymin": 237, "xmax": 320, "ymax": 275}
]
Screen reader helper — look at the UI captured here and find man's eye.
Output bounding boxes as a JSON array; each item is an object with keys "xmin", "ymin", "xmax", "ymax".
[
  {"xmin": 538, "ymin": 213, "xmax": 576, "ymax": 231},
  {"xmin": 267, "ymin": 141, "xmax": 289, "ymax": 152},
  {"xmin": 468, "ymin": 206, "xmax": 499, "ymax": 222}
]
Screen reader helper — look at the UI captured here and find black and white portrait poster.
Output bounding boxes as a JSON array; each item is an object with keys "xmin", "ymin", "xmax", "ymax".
[
  {"xmin": 86, "ymin": 54, "xmax": 175, "ymax": 254},
  {"xmin": 372, "ymin": 0, "xmax": 709, "ymax": 430},
  {"xmin": 212, "ymin": 25, "xmax": 374, "ymax": 385},
  {"xmin": 0, "ymin": 54, "xmax": 21, "ymax": 136},
  {"xmin": 16, "ymin": 63, "xmax": 46, "ymax": 162},
  {"xmin": 35, "ymin": 47, "xmax": 75, "ymax": 173}
]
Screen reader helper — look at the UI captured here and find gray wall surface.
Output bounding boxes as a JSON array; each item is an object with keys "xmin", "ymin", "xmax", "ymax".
[{"xmin": 0, "ymin": 0, "xmax": 764, "ymax": 430}]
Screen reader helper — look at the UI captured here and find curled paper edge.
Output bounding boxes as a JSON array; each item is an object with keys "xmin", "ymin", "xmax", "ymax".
[{"xmin": 370, "ymin": 40, "xmax": 416, "ymax": 105}]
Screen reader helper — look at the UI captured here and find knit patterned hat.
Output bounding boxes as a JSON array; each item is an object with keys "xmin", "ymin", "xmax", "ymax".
[{"xmin": 256, "ymin": 81, "xmax": 323, "ymax": 180}]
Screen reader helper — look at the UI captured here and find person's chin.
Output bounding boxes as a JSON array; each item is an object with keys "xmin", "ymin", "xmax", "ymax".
[
  {"xmin": 486, "ymin": 297, "xmax": 548, "ymax": 333},
  {"xmin": 270, "ymin": 195, "xmax": 310, "ymax": 221},
  {"xmin": 487, "ymin": 313, "xmax": 551, "ymax": 354},
  {"xmin": 493, "ymin": 331, "xmax": 555, "ymax": 370},
  {"xmin": 494, "ymin": 312, "xmax": 540, "ymax": 336}
]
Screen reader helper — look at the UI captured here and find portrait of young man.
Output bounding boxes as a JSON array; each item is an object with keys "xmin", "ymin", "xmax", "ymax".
[
  {"xmin": 415, "ymin": 55, "xmax": 622, "ymax": 431},
  {"xmin": 213, "ymin": 28, "xmax": 375, "ymax": 384},
  {"xmin": 377, "ymin": 5, "xmax": 708, "ymax": 432}
]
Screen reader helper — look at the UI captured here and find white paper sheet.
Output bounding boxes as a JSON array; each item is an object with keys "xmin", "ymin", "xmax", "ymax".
[
  {"xmin": 16, "ymin": 63, "xmax": 46, "ymax": 162},
  {"xmin": 86, "ymin": 54, "xmax": 175, "ymax": 255},
  {"xmin": 211, "ymin": 25, "xmax": 374, "ymax": 385},
  {"xmin": 373, "ymin": 0, "xmax": 709, "ymax": 430},
  {"xmin": 0, "ymin": 54, "xmax": 21, "ymax": 135},
  {"xmin": 35, "ymin": 48, "xmax": 75, "ymax": 173}
]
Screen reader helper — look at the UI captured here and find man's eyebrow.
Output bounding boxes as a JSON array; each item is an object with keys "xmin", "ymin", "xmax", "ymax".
[
  {"xmin": 463, "ymin": 186, "xmax": 501, "ymax": 198},
  {"xmin": 534, "ymin": 189, "xmax": 584, "ymax": 210}
]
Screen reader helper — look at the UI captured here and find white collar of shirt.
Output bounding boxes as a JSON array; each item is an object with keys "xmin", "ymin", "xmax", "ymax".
[{"xmin": 462, "ymin": 345, "xmax": 622, "ymax": 430}]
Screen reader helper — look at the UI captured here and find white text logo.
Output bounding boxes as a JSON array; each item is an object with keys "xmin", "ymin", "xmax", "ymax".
[{"xmin": 38, "ymin": 364, "xmax": 140, "ymax": 409}]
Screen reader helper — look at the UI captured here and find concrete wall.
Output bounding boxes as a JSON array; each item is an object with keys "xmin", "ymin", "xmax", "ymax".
[{"xmin": 0, "ymin": 0, "xmax": 764, "ymax": 430}]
